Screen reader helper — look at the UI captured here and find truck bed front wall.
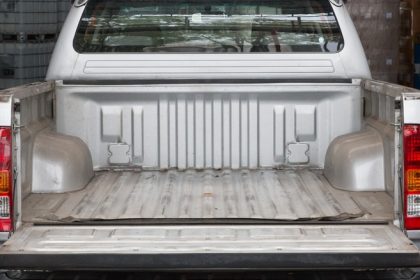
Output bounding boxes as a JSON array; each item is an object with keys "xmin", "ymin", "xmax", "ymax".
[{"xmin": 55, "ymin": 82, "xmax": 361, "ymax": 169}]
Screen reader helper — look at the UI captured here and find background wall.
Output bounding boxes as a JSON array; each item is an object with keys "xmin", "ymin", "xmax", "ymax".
[
  {"xmin": 0, "ymin": 0, "xmax": 70, "ymax": 89},
  {"xmin": 399, "ymin": 0, "xmax": 420, "ymax": 88},
  {"xmin": 346, "ymin": 0, "xmax": 401, "ymax": 84}
]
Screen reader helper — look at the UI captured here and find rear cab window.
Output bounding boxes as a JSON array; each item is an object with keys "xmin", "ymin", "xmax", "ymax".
[{"xmin": 74, "ymin": 0, "xmax": 344, "ymax": 53}]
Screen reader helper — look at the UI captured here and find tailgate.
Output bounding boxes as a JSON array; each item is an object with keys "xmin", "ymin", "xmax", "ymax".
[{"xmin": 0, "ymin": 224, "xmax": 419, "ymax": 270}]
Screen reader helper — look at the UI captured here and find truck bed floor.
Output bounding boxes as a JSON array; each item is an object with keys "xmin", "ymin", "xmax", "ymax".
[{"xmin": 22, "ymin": 169, "xmax": 393, "ymax": 223}]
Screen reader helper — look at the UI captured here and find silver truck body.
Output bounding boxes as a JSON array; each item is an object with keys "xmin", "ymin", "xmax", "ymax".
[{"xmin": 0, "ymin": 0, "xmax": 420, "ymax": 270}]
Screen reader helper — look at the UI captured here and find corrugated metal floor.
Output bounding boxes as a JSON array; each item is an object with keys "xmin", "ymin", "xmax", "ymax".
[{"xmin": 22, "ymin": 169, "xmax": 393, "ymax": 223}]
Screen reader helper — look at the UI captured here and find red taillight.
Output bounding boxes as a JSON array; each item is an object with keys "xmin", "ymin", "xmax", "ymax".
[
  {"xmin": 0, "ymin": 127, "xmax": 12, "ymax": 232},
  {"xmin": 404, "ymin": 125, "xmax": 420, "ymax": 230}
]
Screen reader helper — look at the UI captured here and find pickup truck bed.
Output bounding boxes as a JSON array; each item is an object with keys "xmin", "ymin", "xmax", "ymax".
[
  {"xmin": 0, "ymin": 78, "xmax": 416, "ymax": 270},
  {"xmin": 23, "ymin": 169, "xmax": 393, "ymax": 223},
  {"xmin": 2, "ymin": 0, "xmax": 420, "ymax": 271},
  {"xmin": 10, "ymin": 167, "xmax": 405, "ymax": 271}
]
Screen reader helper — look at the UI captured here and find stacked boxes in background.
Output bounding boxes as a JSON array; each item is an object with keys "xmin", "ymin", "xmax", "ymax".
[
  {"xmin": 400, "ymin": 0, "xmax": 413, "ymax": 86},
  {"xmin": 58, "ymin": 0, "xmax": 70, "ymax": 30},
  {"xmin": 346, "ymin": 0, "xmax": 401, "ymax": 84},
  {"xmin": 400, "ymin": 0, "xmax": 420, "ymax": 88},
  {"xmin": 0, "ymin": 0, "xmax": 59, "ymax": 36},
  {"xmin": 414, "ymin": 1, "xmax": 420, "ymax": 88},
  {"xmin": 0, "ymin": 0, "xmax": 71, "ymax": 89},
  {"xmin": 0, "ymin": 42, "xmax": 55, "ymax": 89},
  {"xmin": 416, "ymin": 44, "xmax": 420, "ymax": 88},
  {"xmin": 412, "ymin": 0, "xmax": 420, "ymax": 89},
  {"xmin": 400, "ymin": 1, "xmax": 414, "ymax": 87}
]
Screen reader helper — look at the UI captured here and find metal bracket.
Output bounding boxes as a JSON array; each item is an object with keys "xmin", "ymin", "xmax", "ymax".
[
  {"xmin": 390, "ymin": 117, "xmax": 402, "ymax": 132},
  {"xmin": 12, "ymin": 123, "xmax": 24, "ymax": 130},
  {"xmin": 390, "ymin": 122, "xmax": 401, "ymax": 127}
]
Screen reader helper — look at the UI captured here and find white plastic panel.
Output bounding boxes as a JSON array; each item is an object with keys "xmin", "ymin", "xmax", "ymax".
[
  {"xmin": 56, "ymin": 83, "xmax": 361, "ymax": 169},
  {"xmin": 0, "ymin": 94, "xmax": 12, "ymax": 126},
  {"xmin": 404, "ymin": 98, "xmax": 420, "ymax": 124}
]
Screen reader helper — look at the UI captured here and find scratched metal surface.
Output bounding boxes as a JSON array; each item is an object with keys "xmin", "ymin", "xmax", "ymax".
[
  {"xmin": 1, "ymin": 224, "xmax": 416, "ymax": 254},
  {"xmin": 22, "ymin": 169, "xmax": 393, "ymax": 222}
]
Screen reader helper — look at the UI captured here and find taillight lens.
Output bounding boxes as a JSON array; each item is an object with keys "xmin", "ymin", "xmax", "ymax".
[
  {"xmin": 0, "ymin": 127, "xmax": 12, "ymax": 232},
  {"xmin": 404, "ymin": 125, "xmax": 420, "ymax": 230}
]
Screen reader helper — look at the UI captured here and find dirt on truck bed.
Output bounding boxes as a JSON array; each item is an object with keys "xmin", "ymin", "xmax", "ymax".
[{"xmin": 22, "ymin": 169, "xmax": 393, "ymax": 223}]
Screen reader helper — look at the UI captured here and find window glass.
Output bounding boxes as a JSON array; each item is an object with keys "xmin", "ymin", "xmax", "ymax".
[{"xmin": 74, "ymin": 0, "xmax": 344, "ymax": 53}]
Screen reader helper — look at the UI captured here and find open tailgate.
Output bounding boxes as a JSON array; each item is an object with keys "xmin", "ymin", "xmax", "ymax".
[{"xmin": 0, "ymin": 224, "xmax": 419, "ymax": 270}]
